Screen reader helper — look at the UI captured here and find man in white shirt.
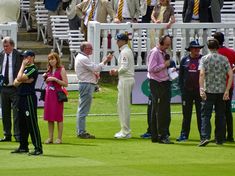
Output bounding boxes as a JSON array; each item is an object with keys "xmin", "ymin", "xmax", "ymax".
[
  {"xmin": 75, "ymin": 41, "xmax": 112, "ymax": 139},
  {"xmin": 110, "ymin": 33, "xmax": 135, "ymax": 139}
]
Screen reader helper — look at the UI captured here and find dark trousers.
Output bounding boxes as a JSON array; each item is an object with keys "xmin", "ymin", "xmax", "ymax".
[
  {"xmin": 201, "ymin": 93, "xmax": 226, "ymax": 143},
  {"xmin": 1, "ymin": 86, "xmax": 19, "ymax": 139},
  {"xmin": 224, "ymin": 88, "xmax": 234, "ymax": 140},
  {"xmin": 180, "ymin": 89, "xmax": 202, "ymax": 138},
  {"xmin": 150, "ymin": 79, "xmax": 171, "ymax": 141},
  {"xmin": 69, "ymin": 15, "xmax": 81, "ymax": 30},
  {"xmin": 146, "ymin": 95, "xmax": 153, "ymax": 134},
  {"xmin": 141, "ymin": 6, "xmax": 154, "ymax": 23},
  {"xmin": 18, "ymin": 94, "xmax": 42, "ymax": 152}
]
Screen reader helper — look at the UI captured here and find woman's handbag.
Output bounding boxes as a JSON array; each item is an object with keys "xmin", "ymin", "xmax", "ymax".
[
  {"xmin": 36, "ymin": 81, "xmax": 45, "ymax": 101},
  {"xmin": 57, "ymin": 87, "xmax": 68, "ymax": 102}
]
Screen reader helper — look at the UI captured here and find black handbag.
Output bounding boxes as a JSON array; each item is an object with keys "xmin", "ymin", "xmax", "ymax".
[
  {"xmin": 35, "ymin": 81, "xmax": 45, "ymax": 101},
  {"xmin": 57, "ymin": 89, "xmax": 68, "ymax": 102}
]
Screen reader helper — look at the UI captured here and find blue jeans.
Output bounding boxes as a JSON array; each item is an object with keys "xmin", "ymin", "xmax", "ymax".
[
  {"xmin": 77, "ymin": 83, "xmax": 95, "ymax": 135},
  {"xmin": 201, "ymin": 93, "xmax": 226, "ymax": 142}
]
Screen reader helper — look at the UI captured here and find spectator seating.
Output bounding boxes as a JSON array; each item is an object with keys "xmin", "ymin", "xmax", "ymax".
[
  {"xmin": 50, "ymin": 15, "xmax": 69, "ymax": 57},
  {"xmin": 68, "ymin": 30, "xmax": 85, "ymax": 69},
  {"xmin": 19, "ymin": 0, "xmax": 30, "ymax": 30},
  {"xmin": 35, "ymin": 1, "xmax": 48, "ymax": 44}
]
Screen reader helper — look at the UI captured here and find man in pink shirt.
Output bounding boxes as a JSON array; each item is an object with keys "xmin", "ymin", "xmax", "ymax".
[{"xmin": 147, "ymin": 35, "xmax": 173, "ymax": 144}]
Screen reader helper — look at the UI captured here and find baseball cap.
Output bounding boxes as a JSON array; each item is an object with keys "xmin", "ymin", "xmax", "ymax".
[
  {"xmin": 115, "ymin": 33, "xmax": 129, "ymax": 41},
  {"xmin": 21, "ymin": 50, "xmax": 35, "ymax": 57}
]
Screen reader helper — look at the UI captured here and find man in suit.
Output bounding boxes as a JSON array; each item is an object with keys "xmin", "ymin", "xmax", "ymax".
[
  {"xmin": 76, "ymin": 0, "xmax": 119, "ymax": 40},
  {"xmin": 111, "ymin": 0, "xmax": 140, "ymax": 23},
  {"xmin": 209, "ymin": 0, "xmax": 224, "ymax": 22},
  {"xmin": 0, "ymin": 37, "xmax": 23, "ymax": 142},
  {"xmin": 182, "ymin": 0, "xmax": 211, "ymax": 54}
]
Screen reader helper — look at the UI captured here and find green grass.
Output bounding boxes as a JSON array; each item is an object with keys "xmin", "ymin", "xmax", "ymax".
[{"xmin": 0, "ymin": 83, "xmax": 234, "ymax": 176}]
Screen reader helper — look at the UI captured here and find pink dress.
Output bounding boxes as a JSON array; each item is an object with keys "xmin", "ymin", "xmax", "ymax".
[{"xmin": 44, "ymin": 67, "xmax": 64, "ymax": 122}]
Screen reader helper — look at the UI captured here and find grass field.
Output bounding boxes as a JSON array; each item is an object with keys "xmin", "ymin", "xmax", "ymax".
[{"xmin": 0, "ymin": 83, "xmax": 234, "ymax": 176}]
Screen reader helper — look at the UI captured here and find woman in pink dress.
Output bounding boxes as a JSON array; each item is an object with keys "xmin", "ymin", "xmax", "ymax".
[{"xmin": 43, "ymin": 52, "xmax": 68, "ymax": 144}]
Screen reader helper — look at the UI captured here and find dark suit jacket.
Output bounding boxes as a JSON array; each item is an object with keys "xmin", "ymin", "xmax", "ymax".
[
  {"xmin": 0, "ymin": 49, "xmax": 23, "ymax": 81},
  {"xmin": 182, "ymin": 0, "xmax": 211, "ymax": 22}
]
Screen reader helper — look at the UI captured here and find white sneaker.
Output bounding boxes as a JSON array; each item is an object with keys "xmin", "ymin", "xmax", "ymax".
[{"xmin": 114, "ymin": 132, "xmax": 131, "ymax": 139}]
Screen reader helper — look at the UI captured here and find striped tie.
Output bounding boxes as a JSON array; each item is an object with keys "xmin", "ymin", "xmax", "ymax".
[
  {"xmin": 147, "ymin": 0, "xmax": 151, "ymax": 6},
  {"xmin": 88, "ymin": 0, "xmax": 96, "ymax": 21},
  {"xmin": 193, "ymin": 0, "xmax": 199, "ymax": 16},
  {"xmin": 117, "ymin": 0, "xmax": 124, "ymax": 21}
]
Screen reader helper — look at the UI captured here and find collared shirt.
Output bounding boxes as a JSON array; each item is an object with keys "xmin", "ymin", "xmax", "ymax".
[
  {"xmin": 199, "ymin": 50, "xmax": 230, "ymax": 93},
  {"xmin": 1, "ymin": 52, "xmax": 13, "ymax": 86},
  {"xmin": 147, "ymin": 46, "xmax": 169, "ymax": 82},
  {"xmin": 218, "ymin": 46, "xmax": 235, "ymax": 88},
  {"xmin": 75, "ymin": 52, "xmax": 104, "ymax": 84},
  {"xmin": 118, "ymin": 0, "xmax": 131, "ymax": 19},
  {"xmin": 18, "ymin": 64, "xmax": 38, "ymax": 95},
  {"xmin": 192, "ymin": 0, "xmax": 200, "ymax": 20},
  {"xmin": 118, "ymin": 44, "xmax": 135, "ymax": 79},
  {"xmin": 84, "ymin": 0, "xmax": 98, "ymax": 26},
  {"xmin": 179, "ymin": 54, "xmax": 202, "ymax": 91},
  {"xmin": 149, "ymin": 0, "xmax": 157, "ymax": 7}
]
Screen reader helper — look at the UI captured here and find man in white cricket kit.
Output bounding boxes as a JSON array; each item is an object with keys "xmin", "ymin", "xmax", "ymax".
[{"xmin": 110, "ymin": 33, "xmax": 135, "ymax": 139}]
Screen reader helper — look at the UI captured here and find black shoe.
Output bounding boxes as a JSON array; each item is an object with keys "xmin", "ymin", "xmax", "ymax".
[
  {"xmin": 198, "ymin": 139, "xmax": 210, "ymax": 147},
  {"xmin": 28, "ymin": 150, "xmax": 43, "ymax": 156},
  {"xmin": 78, "ymin": 132, "xmax": 95, "ymax": 139},
  {"xmin": 226, "ymin": 137, "xmax": 234, "ymax": 142},
  {"xmin": 216, "ymin": 141, "xmax": 223, "ymax": 146},
  {"xmin": 159, "ymin": 138, "xmax": 174, "ymax": 144},
  {"xmin": 11, "ymin": 148, "xmax": 29, "ymax": 154},
  {"xmin": 0, "ymin": 136, "xmax": 11, "ymax": 142}
]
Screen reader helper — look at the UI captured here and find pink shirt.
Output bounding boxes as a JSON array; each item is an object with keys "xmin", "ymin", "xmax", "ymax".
[{"xmin": 147, "ymin": 46, "xmax": 169, "ymax": 82}]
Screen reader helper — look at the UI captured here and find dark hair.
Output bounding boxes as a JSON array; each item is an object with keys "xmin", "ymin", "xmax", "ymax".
[
  {"xmin": 159, "ymin": 35, "xmax": 172, "ymax": 45},
  {"xmin": 213, "ymin": 32, "xmax": 224, "ymax": 46},
  {"xmin": 207, "ymin": 39, "xmax": 219, "ymax": 50}
]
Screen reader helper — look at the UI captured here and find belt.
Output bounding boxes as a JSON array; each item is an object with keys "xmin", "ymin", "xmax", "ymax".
[{"xmin": 123, "ymin": 18, "xmax": 132, "ymax": 20}]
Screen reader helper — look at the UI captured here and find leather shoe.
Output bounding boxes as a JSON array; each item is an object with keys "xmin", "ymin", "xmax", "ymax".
[
  {"xmin": 11, "ymin": 148, "xmax": 29, "ymax": 154},
  {"xmin": 159, "ymin": 138, "xmax": 174, "ymax": 144},
  {"xmin": 0, "ymin": 136, "xmax": 11, "ymax": 142}
]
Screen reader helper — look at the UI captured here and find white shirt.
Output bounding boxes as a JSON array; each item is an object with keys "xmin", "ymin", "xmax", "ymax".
[
  {"xmin": 84, "ymin": 0, "xmax": 98, "ymax": 26},
  {"xmin": 118, "ymin": 44, "xmax": 135, "ymax": 79},
  {"xmin": 1, "ymin": 53, "xmax": 13, "ymax": 86},
  {"xmin": 118, "ymin": 0, "xmax": 131, "ymax": 19},
  {"xmin": 75, "ymin": 52, "xmax": 104, "ymax": 84}
]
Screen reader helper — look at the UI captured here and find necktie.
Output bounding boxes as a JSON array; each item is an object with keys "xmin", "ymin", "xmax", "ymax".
[
  {"xmin": 117, "ymin": 0, "xmax": 124, "ymax": 21},
  {"xmin": 88, "ymin": 0, "xmax": 96, "ymax": 22},
  {"xmin": 147, "ymin": 0, "xmax": 151, "ymax": 6},
  {"xmin": 193, "ymin": 0, "xmax": 199, "ymax": 16},
  {"xmin": 4, "ymin": 54, "xmax": 9, "ymax": 85}
]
